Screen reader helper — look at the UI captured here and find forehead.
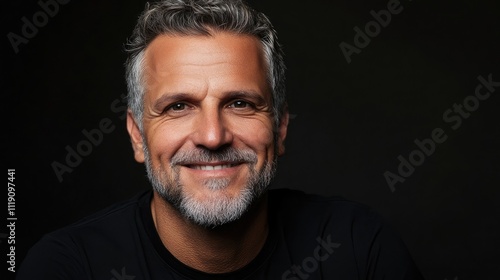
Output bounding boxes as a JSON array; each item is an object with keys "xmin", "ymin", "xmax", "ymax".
[
  {"xmin": 142, "ymin": 33, "xmax": 269, "ymax": 94},
  {"xmin": 144, "ymin": 32, "xmax": 265, "ymax": 66}
]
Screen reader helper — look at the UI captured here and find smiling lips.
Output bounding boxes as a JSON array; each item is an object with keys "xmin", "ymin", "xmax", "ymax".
[{"xmin": 187, "ymin": 162, "xmax": 241, "ymax": 171}]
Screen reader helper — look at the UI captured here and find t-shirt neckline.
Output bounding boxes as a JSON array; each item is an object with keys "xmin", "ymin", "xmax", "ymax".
[{"xmin": 138, "ymin": 190, "xmax": 278, "ymax": 279}]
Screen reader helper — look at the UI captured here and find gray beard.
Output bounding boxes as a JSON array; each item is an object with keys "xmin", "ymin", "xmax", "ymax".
[{"xmin": 143, "ymin": 146, "xmax": 277, "ymax": 228}]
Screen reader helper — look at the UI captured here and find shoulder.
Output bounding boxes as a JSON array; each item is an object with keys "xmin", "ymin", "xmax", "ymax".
[
  {"xmin": 269, "ymin": 188, "xmax": 381, "ymax": 226},
  {"xmin": 49, "ymin": 190, "xmax": 150, "ymax": 242},
  {"xmin": 17, "ymin": 191, "xmax": 151, "ymax": 279},
  {"xmin": 268, "ymin": 188, "xmax": 424, "ymax": 279},
  {"xmin": 268, "ymin": 188, "xmax": 388, "ymax": 253}
]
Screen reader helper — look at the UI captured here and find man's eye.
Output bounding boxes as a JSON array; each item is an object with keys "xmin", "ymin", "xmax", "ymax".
[
  {"xmin": 230, "ymin": 100, "xmax": 251, "ymax": 108},
  {"xmin": 168, "ymin": 103, "xmax": 186, "ymax": 111}
]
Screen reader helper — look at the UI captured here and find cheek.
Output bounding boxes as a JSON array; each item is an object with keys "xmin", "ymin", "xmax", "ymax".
[
  {"xmin": 146, "ymin": 123, "xmax": 190, "ymax": 164},
  {"xmin": 232, "ymin": 119, "xmax": 275, "ymax": 154}
]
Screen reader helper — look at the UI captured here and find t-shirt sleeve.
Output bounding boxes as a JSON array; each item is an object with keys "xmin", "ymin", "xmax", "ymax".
[{"xmin": 16, "ymin": 233, "xmax": 88, "ymax": 280}]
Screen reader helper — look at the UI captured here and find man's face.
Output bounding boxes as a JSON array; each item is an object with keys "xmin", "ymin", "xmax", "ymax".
[{"xmin": 127, "ymin": 33, "xmax": 288, "ymax": 227}]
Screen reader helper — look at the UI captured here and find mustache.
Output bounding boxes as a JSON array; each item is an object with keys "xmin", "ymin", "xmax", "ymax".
[{"xmin": 171, "ymin": 147, "xmax": 258, "ymax": 166}]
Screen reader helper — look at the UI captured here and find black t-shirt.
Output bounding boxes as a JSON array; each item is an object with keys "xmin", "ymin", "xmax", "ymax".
[{"xmin": 17, "ymin": 189, "xmax": 424, "ymax": 279}]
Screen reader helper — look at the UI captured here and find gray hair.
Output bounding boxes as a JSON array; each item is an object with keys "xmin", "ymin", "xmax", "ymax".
[{"xmin": 124, "ymin": 0, "xmax": 286, "ymax": 132}]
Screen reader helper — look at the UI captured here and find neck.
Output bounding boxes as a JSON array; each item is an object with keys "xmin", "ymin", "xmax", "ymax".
[{"xmin": 150, "ymin": 191, "xmax": 269, "ymax": 274}]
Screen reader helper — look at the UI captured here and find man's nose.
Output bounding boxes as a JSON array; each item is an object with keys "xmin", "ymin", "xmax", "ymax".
[{"xmin": 191, "ymin": 108, "xmax": 233, "ymax": 150}]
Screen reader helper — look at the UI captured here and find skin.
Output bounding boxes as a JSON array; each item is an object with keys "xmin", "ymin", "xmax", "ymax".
[{"xmin": 126, "ymin": 32, "xmax": 289, "ymax": 273}]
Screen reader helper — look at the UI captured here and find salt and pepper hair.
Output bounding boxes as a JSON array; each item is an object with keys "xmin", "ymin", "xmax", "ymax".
[{"xmin": 124, "ymin": 0, "xmax": 286, "ymax": 132}]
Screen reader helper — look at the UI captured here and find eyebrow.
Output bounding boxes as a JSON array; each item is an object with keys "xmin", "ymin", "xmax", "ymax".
[
  {"xmin": 224, "ymin": 90, "xmax": 267, "ymax": 104},
  {"xmin": 152, "ymin": 90, "xmax": 267, "ymax": 111},
  {"xmin": 153, "ymin": 92, "xmax": 192, "ymax": 111}
]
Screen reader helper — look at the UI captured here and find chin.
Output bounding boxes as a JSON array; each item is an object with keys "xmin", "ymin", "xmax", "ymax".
[{"xmin": 178, "ymin": 184, "xmax": 258, "ymax": 228}]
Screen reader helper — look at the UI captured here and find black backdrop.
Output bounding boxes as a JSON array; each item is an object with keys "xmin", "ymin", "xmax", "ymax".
[{"xmin": 3, "ymin": 0, "xmax": 499, "ymax": 279}]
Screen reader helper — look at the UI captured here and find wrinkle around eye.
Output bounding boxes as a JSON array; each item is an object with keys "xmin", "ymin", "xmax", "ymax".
[
  {"xmin": 225, "ymin": 101, "xmax": 258, "ymax": 115},
  {"xmin": 228, "ymin": 100, "xmax": 254, "ymax": 109},
  {"xmin": 157, "ymin": 102, "xmax": 195, "ymax": 118}
]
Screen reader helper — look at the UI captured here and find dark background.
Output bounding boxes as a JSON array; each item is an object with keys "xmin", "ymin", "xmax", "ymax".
[{"xmin": 3, "ymin": 0, "xmax": 499, "ymax": 279}]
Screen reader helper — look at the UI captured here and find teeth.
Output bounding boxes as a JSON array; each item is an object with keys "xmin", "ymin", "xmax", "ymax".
[{"xmin": 194, "ymin": 164, "xmax": 233, "ymax": 170}]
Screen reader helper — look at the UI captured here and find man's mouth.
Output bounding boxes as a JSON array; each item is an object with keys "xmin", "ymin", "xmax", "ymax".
[{"xmin": 186, "ymin": 163, "xmax": 241, "ymax": 170}]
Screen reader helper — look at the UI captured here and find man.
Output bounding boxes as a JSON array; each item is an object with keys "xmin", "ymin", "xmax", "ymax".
[{"xmin": 17, "ymin": 0, "xmax": 424, "ymax": 279}]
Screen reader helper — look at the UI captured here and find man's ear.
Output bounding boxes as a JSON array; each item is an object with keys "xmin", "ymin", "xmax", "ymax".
[
  {"xmin": 126, "ymin": 110, "xmax": 145, "ymax": 163},
  {"xmin": 277, "ymin": 108, "xmax": 289, "ymax": 156}
]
